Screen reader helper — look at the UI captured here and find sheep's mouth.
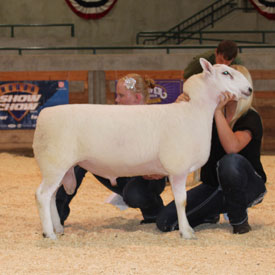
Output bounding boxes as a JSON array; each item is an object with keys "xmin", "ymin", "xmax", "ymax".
[{"xmin": 241, "ymin": 91, "xmax": 251, "ymax": 97}]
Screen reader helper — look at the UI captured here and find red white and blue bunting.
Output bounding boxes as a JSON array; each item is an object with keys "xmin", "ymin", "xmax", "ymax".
[
  {"xmin": 65, "ymin": 0, "xmax": 118, "ymax": 20},
  {"xmin": 249, "ymin": 0, "xmax": 275, "ymax": 20}
]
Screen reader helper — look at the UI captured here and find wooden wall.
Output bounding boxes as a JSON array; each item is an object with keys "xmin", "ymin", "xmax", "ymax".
[
  {"xmin": 0, "ymin": 71, "xmax": 89, "ymax": 103},
  {"xmin": 250, "ymin": 70, "xmax": 275, "ymax": 154},
  {"xmin": 0, "ymin": 70, "xmax": 274, "ymax": 154}
]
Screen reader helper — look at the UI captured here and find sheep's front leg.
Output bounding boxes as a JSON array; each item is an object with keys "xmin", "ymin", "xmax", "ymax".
[{"xmin": 169, "ymin": 173, "xmax": 195, "ymax": 239}]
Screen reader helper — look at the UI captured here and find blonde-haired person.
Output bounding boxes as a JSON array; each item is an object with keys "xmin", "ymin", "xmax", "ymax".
[
  {"xmin": 56, "ymin": 73, "xmax": 167, "ymax": 225},
  {"xmin": 116, "ymin": 73, "xmax": 154, "ymax": 105},
  {"xmin": 157, "ymin": 65, "xmax": 267, "ymax": 234},
  {"xmin": 229, "ymin": 65, "xmax": 254, "ymax": 128}
]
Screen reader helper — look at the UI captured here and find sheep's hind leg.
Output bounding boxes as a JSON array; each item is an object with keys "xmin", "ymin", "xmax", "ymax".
[
  {"xmin": 51, "ymin": 191, "xmax": 64, "ymax": 235},
  {"xmin": 170, "ymin": 173, "xmax": 195, "ymax": 239},
  {"xmin": 36, "ymin": 176, "xmax": 63, "ymax": 240}
]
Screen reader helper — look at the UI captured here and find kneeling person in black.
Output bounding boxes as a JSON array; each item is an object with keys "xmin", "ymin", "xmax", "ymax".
[
  {"xmin": 156, "ymin": 65, "xmax": 267, "ymax": 234},
  {"xmin": 56, "ymin": 73, "xmax": 167, "ymax": 225}
]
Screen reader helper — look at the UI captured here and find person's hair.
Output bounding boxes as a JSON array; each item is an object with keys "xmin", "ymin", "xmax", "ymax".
[
  {"xmin": 216, "ymin": 40, "xmax": 238, "ymax": 61},
  {"xmin": 229, "ymin": 64, "xmax": 254, "ymax": 128},
  {"xmin": 120, "ymin": 73, "xmax": 155, "ymax": 103}
]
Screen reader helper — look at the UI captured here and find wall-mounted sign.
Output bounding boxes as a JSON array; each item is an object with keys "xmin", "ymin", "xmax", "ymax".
[
  {"xmin": 0, "ymin": 80, "xmax": 69, "ymax": 129},
  {"xmin": 148, "ymin": 80, "xmax": 183, "ymax": 104}
]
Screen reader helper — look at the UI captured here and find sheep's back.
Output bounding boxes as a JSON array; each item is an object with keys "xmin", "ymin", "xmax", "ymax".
[{"xmin": 33, "ymin": 104, "xmax": 169, "ymax": 170}]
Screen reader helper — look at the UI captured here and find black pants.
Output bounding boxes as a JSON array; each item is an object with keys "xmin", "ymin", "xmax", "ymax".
[
  {"xmin": 56, "ymin": 166, "xmax": 166, "ymax": 221},
  {"xmin": 156, "ymin": 154, "xmax": 266, "ymax": 232}
]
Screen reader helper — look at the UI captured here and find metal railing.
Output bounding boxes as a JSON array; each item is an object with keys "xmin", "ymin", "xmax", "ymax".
[
  {"xmin": 137, "ymin": 0, "xmax": 238, "ymax": 45},
  {"xmin": 1, "ymin": 44, "xmax": 275, "ymax": 55},
  {"xmin": 0, "ymin": 24, "xmax": 75, "ymax": 37},
  {"xmin": 136, "ymin": 30, "xmax": 275, "ymax": 45}
]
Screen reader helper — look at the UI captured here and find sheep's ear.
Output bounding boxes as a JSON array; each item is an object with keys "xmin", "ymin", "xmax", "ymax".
[{"xmin": 200, "ymin": 58, "xmax": 214, "ymax": 77}]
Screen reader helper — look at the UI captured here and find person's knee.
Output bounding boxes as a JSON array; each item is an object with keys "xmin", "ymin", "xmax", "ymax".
[
  {"xmin": 123, "ymin": 178, "xmax": 165, "ymax": 209},
  {"xmin": 217, "ymin": 154, "xmax": 243, "ymax": 185},
  {"xmin": 122, "ymin": 183, "xmax": 147, "ymax": 208},
  {"xmin": 218, "ymin": 153, "xmax": 240, "ymax": 173}
]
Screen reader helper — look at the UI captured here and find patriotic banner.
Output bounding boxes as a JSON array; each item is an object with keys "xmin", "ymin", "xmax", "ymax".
[
  {"xmin": 0, "ymin": 81, "xmax": 69, "ymax": 129},
  {"xmin": 65, "ymin": 0, "xmax": 118, "ymax": 19},
  {"xmin": 249, "ymin": 0, "xmax": 275, "ymax": 20},
  {"xmin": 148, "ymin": 80, "xmax": 183, "ymax": 104}
]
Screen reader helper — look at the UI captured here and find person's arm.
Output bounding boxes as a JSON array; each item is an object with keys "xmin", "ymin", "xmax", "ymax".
[
  {"xmin": 175, "ymin": 92, "xmax": 190, "ymax": 103},
  {"xmin": 214, "ymin": 92, "xmax": 252, "ymax": 154}
]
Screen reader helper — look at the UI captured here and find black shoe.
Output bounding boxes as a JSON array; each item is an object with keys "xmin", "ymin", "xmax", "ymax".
[
  {"xmin": 202, "ymin": 214, "xmax": 220, "ymax": 224},
  {"xmin": 233, "ymin": 220, "xmax": 251, "ymax": 234}
]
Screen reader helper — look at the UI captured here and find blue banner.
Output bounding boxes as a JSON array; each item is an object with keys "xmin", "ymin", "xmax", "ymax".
[{"xmin": 0, "ymin": 80, "xmax": 69, "ymax": 129}]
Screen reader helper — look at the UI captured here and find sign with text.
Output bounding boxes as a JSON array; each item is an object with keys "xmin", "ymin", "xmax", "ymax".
[
  {"xmin": 0, "ymin": 81, "xmax": 69, "ymax": 129},
  {"xmin": 148, "ymin": 79, "xmax": 183, "ymax": 104}
]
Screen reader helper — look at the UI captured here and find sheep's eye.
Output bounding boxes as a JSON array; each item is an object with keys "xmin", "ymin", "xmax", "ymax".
[{"xmin": 222, "ymin": 71, "xmax": 233, "ymax": 79}]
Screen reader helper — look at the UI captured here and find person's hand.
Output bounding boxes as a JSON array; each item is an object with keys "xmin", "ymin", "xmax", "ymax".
[
  {"xmin": 143, "ymin": 174, "xmax": 165, "ymax": 180},
  {"xmin": 175, "ymin": 92, "xmax": 190, "ymax": 103},
  {"xmin": 215, "ymin": 91, "xmax": 236, "ymax": 113}
]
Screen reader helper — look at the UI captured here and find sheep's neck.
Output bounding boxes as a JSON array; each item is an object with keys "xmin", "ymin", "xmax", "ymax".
[{"xmin": 185, "ymin": 79, "xmax": 218, "ymax": 118}]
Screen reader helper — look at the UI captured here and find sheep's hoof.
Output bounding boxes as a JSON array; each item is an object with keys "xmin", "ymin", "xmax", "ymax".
[
  {"xmin": 55, "ymin": 226, "xmax": 64, "ymax": 235},
  {"xmin": 180, "ymin": 227, "xmax": 196, "ymax": 240},
  {"xmin": 55, "ymin": 229, "xmax": 64, "ymax": 235},
  {"xmin": 42, "ymin": 232, "xmax": 57, "ymax": 240}
]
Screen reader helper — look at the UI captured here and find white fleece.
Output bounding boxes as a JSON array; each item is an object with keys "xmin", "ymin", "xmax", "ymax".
[{"xmin": 34, "ymin": 58, "xmax": 252, "ymax": 240}]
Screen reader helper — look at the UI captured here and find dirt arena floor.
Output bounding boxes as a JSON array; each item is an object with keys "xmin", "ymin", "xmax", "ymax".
[{"xmin": 0, "ymin": 152, "xmax": 274, "ymax": 274}]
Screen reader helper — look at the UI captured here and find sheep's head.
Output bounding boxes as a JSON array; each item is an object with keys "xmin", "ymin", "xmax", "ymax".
[{"xmin": 199, "ymin": 58, "xmax": 252, "ymax": 101}]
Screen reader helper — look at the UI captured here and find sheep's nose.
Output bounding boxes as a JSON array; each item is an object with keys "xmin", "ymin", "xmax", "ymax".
[{"xmin": 249, "ymin": 87, "xmax": 253, "ymax": 93}]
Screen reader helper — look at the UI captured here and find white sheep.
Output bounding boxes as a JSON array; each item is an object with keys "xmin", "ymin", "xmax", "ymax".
[{"xmin": 33, "ymin": 58, "xmax": 252, "ymax": 240}]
